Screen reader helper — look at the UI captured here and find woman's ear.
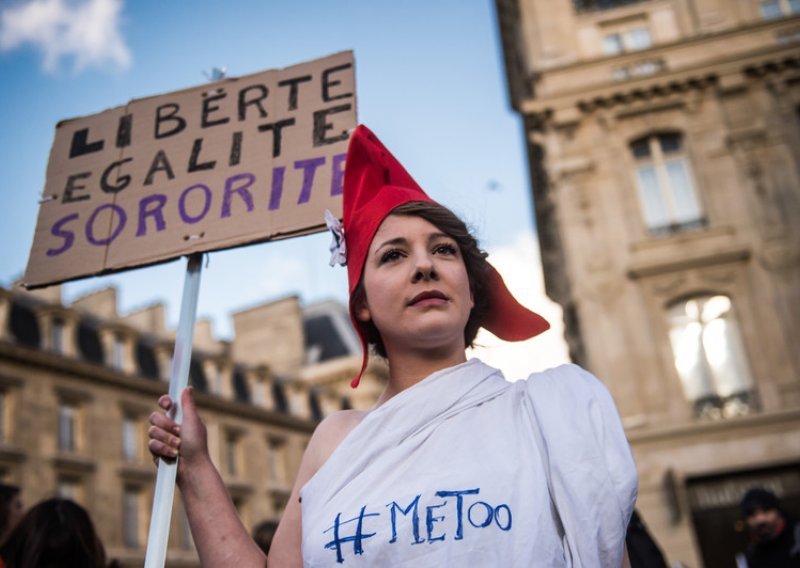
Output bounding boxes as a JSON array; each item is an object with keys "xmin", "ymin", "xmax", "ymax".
[
  {"xmin": 356, "ymin": 303, "xmax": 371, "ymax": 323},
  {"xmin": 355, "ymin": 299, "xmax": 371, "ymax": 323}
]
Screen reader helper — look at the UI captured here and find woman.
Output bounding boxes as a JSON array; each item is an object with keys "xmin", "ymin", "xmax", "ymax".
[
  {"xmin": 149, "ymin": 125, "xmax": 637, "ymax": 566},
  {"xmin": 0, "ymin": 498, "xmax": 111, "ymax": 568}
]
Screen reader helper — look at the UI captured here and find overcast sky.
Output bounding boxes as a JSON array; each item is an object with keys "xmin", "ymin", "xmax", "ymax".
[{"xmin": 0, "ymin": 0, "xmax": 569, "ymax": 375}]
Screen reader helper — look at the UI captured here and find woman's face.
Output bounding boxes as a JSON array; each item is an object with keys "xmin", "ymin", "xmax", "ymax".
[{"xmin": 356, "ymin": 214, "xmax": 474, "ymax": 356}]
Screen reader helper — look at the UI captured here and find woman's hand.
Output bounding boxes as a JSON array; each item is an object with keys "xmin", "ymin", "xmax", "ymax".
[{"xmin": 148, "ymin": 387, "xmax": 209, "ymax": 478}]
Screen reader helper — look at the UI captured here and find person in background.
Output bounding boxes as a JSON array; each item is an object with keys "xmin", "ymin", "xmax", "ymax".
[
  {"xmin": 0, "ymin": 485, "xmax": 22, "ymax": 547},
  {"xmin": 252, "ymin": 519, "xmax": 279, "ymax": 555},
  {"xmin": 739, "ymin": 487, "xmax": 800, "ymax": 568},
  {"xmin": 0, "ymin": 498, "xmax": 118, "ymax": 568},
  {"xmin": 625, "ymin": 510, "xmax": 668, "ymax": 568}
]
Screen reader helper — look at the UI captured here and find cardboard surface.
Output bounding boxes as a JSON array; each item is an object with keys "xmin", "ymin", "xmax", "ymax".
[{"xmin": 24, "ymin": 51, "xmax": 356, "ymax": 288}]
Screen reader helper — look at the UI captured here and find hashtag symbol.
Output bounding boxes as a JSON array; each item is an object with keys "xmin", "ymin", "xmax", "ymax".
[{"xmin": 323, "ymin": 506, "xmax": 380, "ymax": 563}]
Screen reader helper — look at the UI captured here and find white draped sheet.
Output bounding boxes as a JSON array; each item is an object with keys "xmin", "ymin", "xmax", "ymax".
[{"xmin": 301, "ymin": 359, "xmax": 637, "ymax": 567}]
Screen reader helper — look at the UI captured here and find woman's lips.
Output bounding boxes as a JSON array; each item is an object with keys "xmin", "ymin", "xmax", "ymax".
[{"xmin": 408, "ymin": 290, "xmax": 449, "ymax": 306}]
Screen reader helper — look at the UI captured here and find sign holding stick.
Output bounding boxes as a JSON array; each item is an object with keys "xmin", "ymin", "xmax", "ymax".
[
  {"xmin": 144, "ymin": 252, "xmax": 203, "ymax": 568},
  {"xmin": 24, "ymin": 51, "xmax": 356, "ymax": 288}
]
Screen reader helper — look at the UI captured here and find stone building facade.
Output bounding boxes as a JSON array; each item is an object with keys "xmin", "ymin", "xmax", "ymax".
[
  {"xmin": 496, "ymin": 1, "xmax": 800, "ymax": 565},
  {"xmin": 0, "ymin": 284, "xmax": 385, "ymax": 566}
]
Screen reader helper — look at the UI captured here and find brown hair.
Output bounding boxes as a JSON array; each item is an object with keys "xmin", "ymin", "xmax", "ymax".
[
  {"xmin": 0, "ymin": 498, "xmax": 108, "ymax": 568},
  {"xmin": 351, "ymin": 201, "xmax": 490, "ymax": 357},
  {"xmin": 0, "ymin": 484, "xmax": 20, "ymax": 542}
]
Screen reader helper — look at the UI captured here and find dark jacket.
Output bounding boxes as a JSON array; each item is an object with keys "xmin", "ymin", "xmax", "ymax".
[{"xmin": 746, "ymin": 517, "xmax": 800, "ymax": 568}]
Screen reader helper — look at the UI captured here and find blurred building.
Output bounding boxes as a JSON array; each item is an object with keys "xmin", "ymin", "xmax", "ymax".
[
  {"xmin": 496, "ymin": 1, "xmax": 800, "ymax": 566},
  {"xmin": 0, "ymin": 283, "xmax": 385, "ymax": 566}
]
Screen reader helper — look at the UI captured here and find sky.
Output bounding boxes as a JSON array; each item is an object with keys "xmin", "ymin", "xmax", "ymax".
[{"xmin": 0, "ymin": 0, "xmax": 570, "ymax": 375}]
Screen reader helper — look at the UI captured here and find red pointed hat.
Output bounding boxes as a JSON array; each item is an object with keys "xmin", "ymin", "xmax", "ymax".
[{"xmin": 339, "ymin": 125, "xmax": 549, "ymax": 387}]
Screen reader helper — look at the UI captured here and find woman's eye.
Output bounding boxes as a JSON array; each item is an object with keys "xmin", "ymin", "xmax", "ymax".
[
  {"xmin": 380, "ymin": 249, "xmax": 404, "ymax": 264},
  {"xmin": 434, "ymin": 243, "xmax": 458, "ymax": 256}
]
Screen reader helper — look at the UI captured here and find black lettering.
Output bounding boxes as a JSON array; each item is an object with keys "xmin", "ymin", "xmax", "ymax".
[
  {"xmin": 144, "ymin": 150, "xmax": 176, "ymax": 186},
  {"xmin": 100, "ymin": 157, "xmax": 133, "ymax": 193},
  {"xmin": 258, "ymin": 118, "xmax": 296, "ymax": 158},
  {"xmin": 322, "ymin": 63, "xmax": 353, "ymax": 102},
  {"xmin": 155, "ymin": 103, "xmax": 186, "ymax": 139},
  {"xmin": 238, "ymin": 84, "xmax": 269, "ymax": 121},
  {"xmin": 229, "ymin": 131, "xmax": 243, "ymax": 166},
  {"xmin": 313, "ymin": 105, "xmax": 351, "ymax": 146},
  {"xmin": 69, "ymin": 128, "xmax": 104, "ymax": 158},
  {"xmin": 188, "ymin": 138, "xmax": 216, "ymax": 172},
  {"xmin": 116, "ymin": 114, "xmax": 132, "ymax": 148},
  {"xmin": 62, "ymin": 172, "xmax": 92, "ymax": 203},
  {"xmin": 278, "ymin": 75, "xmax": 312, "ymax": 110},
  {"xmin": 202, "ymin": 91, "xmax": 230, "ymax": 128}
]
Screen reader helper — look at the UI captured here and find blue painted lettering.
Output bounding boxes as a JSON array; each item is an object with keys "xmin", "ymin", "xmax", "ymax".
[
  {"xmin": 323, "ymin": 506, "xmax": 379, "ymax": 564},
  {"xmin": 494, "ymin": 504, "xmax": 512, "ymax": 531},
  {"xmin": 387, "ymin": 495, "xmax": 424, "ymax": 544},
  {"xmin": 426, "ymin": 501, "xmax": 447, "ymax": 542},
  {"xmin": 436, "ymin": 488, "xmax": 479, "ymax": 540},
  {"xmin": 467, "ymin": 501, "xmax": 494, "ymax": 528}
]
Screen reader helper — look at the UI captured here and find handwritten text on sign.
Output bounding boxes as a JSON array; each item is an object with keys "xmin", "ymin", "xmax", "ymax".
[{"xmin": 24, "ymin": 51, "xmax": 356, "ymax": 288}]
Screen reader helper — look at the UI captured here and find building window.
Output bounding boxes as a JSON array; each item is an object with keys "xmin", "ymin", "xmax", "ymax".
[
  {"xmin": 631, "ymin": 133, "xmax": 704, "ymax": 235},
  {"xmin": 123, "ymin": 485, "xmax": 144, "ymax": 548},
  {"xmin": 211, "ymin": 364, "xmax": 224, "ymax": 395},
  {"xmin": 58, "ymin": 401, "xmax": 80, "ymax": 452},
  {"xmin": 602, "ymin": 26, "xmax": 651, "ymax": 55},
  {"xmin": 122, "ymin": 415, "xmax": 140, "ymax": 462},
  {"xmin": 266, "ymin": 437, "xmax": 287, "ymax": 483},
  {"xmin": 667, "ymin": 294, "xmax": 756, "ymax": 419},
  {"xmin": 57, "ymin": 476, "xmax": 83, "ymax": 502},
  {"xmin": 224, "ymin": 431, "xmax": 242, "ymax": 477},
  {"xmin": 761, "ymin": 0, "xmax": 800, "ymax": 19},
  {"xmin": 574, "ymin": 0, "xmax": 646, "ymax": 11},
  {"xmin": 112, "ymin": 334, "xmax": 125, "ymax": 370},
  {"xmin": 51, "ymin": 318, "xmax": 64, "ymax": 354}
]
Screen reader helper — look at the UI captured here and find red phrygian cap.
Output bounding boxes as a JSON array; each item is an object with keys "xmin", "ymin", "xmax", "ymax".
[{"xmin": 342, "ymin": 125, "xmax": 550, "ymax": 387}]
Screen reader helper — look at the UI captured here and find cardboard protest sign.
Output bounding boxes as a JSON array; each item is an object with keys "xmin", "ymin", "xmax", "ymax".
[{"xmin": 24, "ymin": 51, "xmax": 356, "ymax": 288}]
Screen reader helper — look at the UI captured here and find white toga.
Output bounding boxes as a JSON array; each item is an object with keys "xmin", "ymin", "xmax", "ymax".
[{"xmin": 301, "ymin": 359, "xmax": 638, "ymax": 567}]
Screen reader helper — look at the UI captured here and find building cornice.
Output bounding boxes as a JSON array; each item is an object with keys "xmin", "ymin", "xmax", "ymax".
[
  {"xmin": 0, "ymin": 341, "xmax": 317, "ymax": 432},
  {"xmin": 627, "ymin": 408, "xmax": 800, "ymax": 445},
  {"xmin": 521, "ymin": 28, "xmax": 800, "ymax": 117}
]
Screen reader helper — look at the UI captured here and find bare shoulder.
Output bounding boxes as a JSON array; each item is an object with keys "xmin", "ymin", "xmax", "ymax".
[
  {"xmin": 306, "ymin": 409, "xmax": 367, "ymax": 469},
  {"xmin": 266, "ymin": 409, "xmax": 368, "ymax": 566}
]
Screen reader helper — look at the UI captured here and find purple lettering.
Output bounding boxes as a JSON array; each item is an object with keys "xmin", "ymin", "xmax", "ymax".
[
  {"xmin": 46, "ymin": 213, "xmax": 79, "ymax": 257},
  {"xmin": 221, "ymin": 173, "xmax": 255, "ymax": 218},
  {"xmin": 331, "ymin": 153, "xmax": 345, "ymax": 196},
  {"xmin": 179, "ymin": 184, "xmax": 212, "ymax": 224},
  {"xmin": 269, "ymin": 166, "xmax": 285, "ymax": 211},
  {"xmin": 86, "ymin": 203, "xmax": 126, "ymax": 246},
  {"xmin": 294, "ymin": 157, "xmax": 325, "ymax": 204},
  {"xmin": 137, "ymin": 194, "xmax": 168, "ymax": 236}
]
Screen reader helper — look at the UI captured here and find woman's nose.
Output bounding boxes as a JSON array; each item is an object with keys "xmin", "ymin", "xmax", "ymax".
[{"xmin": 412, "ymin": 254, "xmax": 438, "ymax": 282}]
